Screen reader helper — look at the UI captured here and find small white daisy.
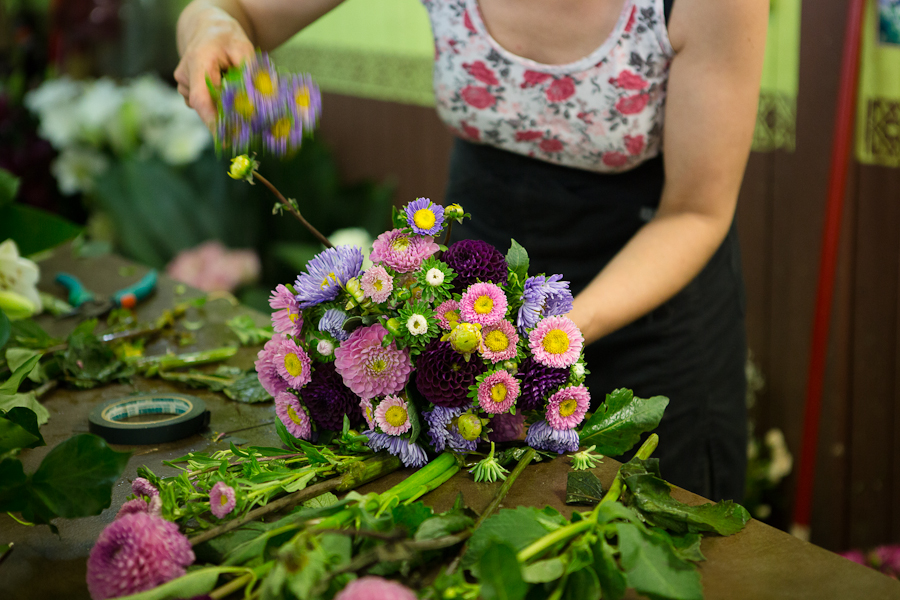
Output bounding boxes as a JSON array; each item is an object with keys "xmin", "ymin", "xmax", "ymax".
[
  {"xmin": 317, "ymin": 339, "xmax": 335, "ymax": 356},
  {"xmin": 406, "ymin": 314, "xmax": 429, "ymax": 336},
  {"xmin": 425, "ymin": 268, "xmax": 445, "ymax": 287}
]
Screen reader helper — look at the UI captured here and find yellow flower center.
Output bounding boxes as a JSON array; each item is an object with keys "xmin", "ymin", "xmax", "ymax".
[
  {"xmin": 374, "ymin": 279, "xmax": 383, "ymax": 291},
  {"xmin": 413, "ymin": 208, "xmax": 436, "ymax": 230},
  {"xmin": 474, "ymin": 295, "xmax": 494, "ymax": 315},
  {"xmin": 271, "ymin": 117, "xmax": 291, "ymax": 140},
  {"xmin": 234, "ymin": 92, "xmax": 254, "ymax": 119},
  {"xmin": 295, "ymin": 86, "xmax": 310, "ymax": 109},
  {"xmin": 289, "ymin": 312, "xmax": 300, "ymax": 323},
  {"xmin": 320, "ymin": 272, "xmax": 337, "ymax": 290},
  {"xmin": 254, "ymin": 71, "xmax": 276, "ymax": 96},
  {"xmin": 385, "ymin": 405, "xmax": 408, "ymax": 427},
  {"xmin": 220, "ymin": 494, "xmax": 230, "ymax": 506},
  {"xmin": 559, "ymin": 398, "xmax": 578, "ymax": 418},
  {"xmin": 490, "ymin": 382, "xmax": 507, "ymax": 403},
  {"xmin": 287, "ymin": 405, "xmax": 306, "ymax": 425},
  {"xmin": 445, "ymin": 310, "xmax": 460, "ymax": 326},
  {"xmin": 369, "ymin": 358, "xmax": 387, "ymax": 374},
  {"xmin": 484, "ymin": 330, "xmax": 510, "ymax": 352},
  {"xmin": 365, "ymin": 405, "xmax": 374, "ymax": 421},
  {"xmin": 284, "ymin": 353, "xmax": 304, "ymax": 378},
  {"xmin": 542, "ymin": 330, "xmax": 570, "ymax": 354},
  {"xmin": 390, "ymin": 236, "xmax": 411, "ymax": 252}
]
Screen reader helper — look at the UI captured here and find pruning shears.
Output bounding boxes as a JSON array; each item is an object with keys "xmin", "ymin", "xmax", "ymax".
[{"xmin": 55, "ymin": 270, "xmax": 158, "ymax": 318}]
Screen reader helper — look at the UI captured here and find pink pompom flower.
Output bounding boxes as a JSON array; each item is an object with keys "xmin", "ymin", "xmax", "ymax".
[
  {"xmin": 374, "ymin": 395, "xmax": 412, "ymax": 436},
  {"xmin": 477, "ymin": 369, "xmax": 520, "ymax": 414},
  {"xmin": 275, "ymin": 336, "xmax": 313, "ymax": 389},
  {"xmin": 460, "ymin": 282, "xmax": 508, "ymax": 327},
  {"xmin": 255, "ymin": 334, "xmax": 289, "ymax": 397},
  {"xmin": 480, "ymin": 320, "xmax": 519, "ymax": 363},
  {"xmin": 269, "ymin": 284, "xmax": 302, "ymax": 336},
  {"xmin": 275, "ymin": 391, "xmax": 313, "ymax": 440},
  {"xmin": 209, "ymin": 481, "xmax": 237, "ymax": 518},
  {"xmin": 361, "ymin": 265, "xmax": 394, "ymax": 303},
  {"xmin": 334, "ymin": 576, "xmax": 418, "ymax": 600},
  {"xmin": 131, "ymin": 477, "xmax": 158, "ymax": 499},
  {"xmin": 545, "ymin": 385, "xmax": 591, "ymax": 430},
  {"xmin": 436, "ymin": 299, "xmax": 461, "ymax": 330},
  {"xmin": 528, "ymin": 316, "xmax": 584, "ymax": 369},
  {"xmin": 369, "ymin": 228, "xmax": 439, "ymax": 273},
  {"xmin": 334, "ymin": 323, "xmax": 413, "ymax": 399},
  {"xmin": 166, "ymin": 240, "xmax": 260, "ymax": 293}
]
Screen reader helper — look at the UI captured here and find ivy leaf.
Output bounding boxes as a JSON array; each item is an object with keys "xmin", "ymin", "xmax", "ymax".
[
  {"xmin": 578, "ymin": 388, "xmax": 668, "ymax": 456},
  {"xmin": 29, "ymin": 433, "xmax": 131, "ymax": 519},
  {"xmin": 615, "ymin": 522, "xmax": 703, "ymax": 600},
  {"xmin": 0, "ymin": 458, "xmax": 27, "ymax": 513},
  {"xmin": 0, "ymin": 392, "xmax": 49, "ymax": 426},
  {"xmin": 223, "ymin": 372, "xmax": 271, "ymax": 403},
  {"xmin": 0, "ymin": 354, "xmax": 40, "ymax": 396},
  {"xmin": 464, "ymin": 506, "xmax": 567, "ymax": 573},
  {"xmin": 478, "ymin": 542, "xmax": 529, "ymax": 600},
  {"xmin": 0, "ymin": 406, "xmax": 44, "ymax": 452},
  {"xmin": 506, "ymin": 239, "xmax": 529, "ymax": 283},
  {"xmin": 565, "ymin": 471, "xmax": 605, "ymax": 506}
]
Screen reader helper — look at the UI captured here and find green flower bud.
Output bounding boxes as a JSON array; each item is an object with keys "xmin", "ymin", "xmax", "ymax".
[
  {"xmin": 227, "ymin": 154, "xmax": 256, "ymax": 181},
  {"xmin": 344, "ymin": 277, "xmax": 365, "ymax": 303},
  {"xmin": 444, "ymin": 203, "xmax": 465, "ymax": 221},
  {"xmin": 457, "ymin": 413, "xmax": 483, "ymax": 441},
  {"xmin": 0, "ymin": 291, "xmax": 37, "ymax": 320},
  {"xmin": 448, "ymin": 322, "xmax": 482, "ymax": 354},
  {"xmin": 385, "ymin": 317, "xmax": 403, "ymax": 337}
]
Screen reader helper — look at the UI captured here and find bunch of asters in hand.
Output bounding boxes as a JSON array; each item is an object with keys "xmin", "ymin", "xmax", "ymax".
[
  {"xmin": 212, "ymin": 52, "xmax": 321, "ymax": 156},
  {"xmin": 256, "ymin": 197, "xmax": 593, "ymax": 475}
]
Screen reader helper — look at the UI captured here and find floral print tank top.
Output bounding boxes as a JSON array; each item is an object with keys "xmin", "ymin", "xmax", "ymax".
[{"xmin": 422, "ymin": 0, "xmax": 675, "ymax": 173}]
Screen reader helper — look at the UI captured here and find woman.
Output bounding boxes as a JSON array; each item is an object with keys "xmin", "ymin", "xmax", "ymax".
[{"xmin": 175, "ymin": 0, "xmax": 767, "ymax": 502}]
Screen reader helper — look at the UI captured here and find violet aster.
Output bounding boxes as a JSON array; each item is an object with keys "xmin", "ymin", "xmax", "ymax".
[
  {"xmin": 476, "ymin": 369, "xmax": 520, "ymax": 414},
  {"xmin": 255, "ymin": 334, "xmax": 289, "ymax": 397},
  {"xmin": 318, "ymin": 308, "xmax": 351, "ymax": 342},
  {"xmin": 285, "ymin": 72, "xmax": 321, "ymax": 128},
  {"xmin": 274, "ymin": 336, "xmax": 313, "ymax": 389},
  {"xmin": 525, "ymin": 419, "xmax": 580, "ymax": 454},
  {"xmin": 369, "ymin": 228, "xmax": 439, "ymax": 273},
  {"xmin": 216, "ymin": 115, "xmax": 252, "ymax": 153},
  {"xmin": 86, "ymin": 511, "xmax": 194, "ymax": 600},
  {"xmin": 460, "ymin": 282, "xmax": 508, "ymax": 327},
  {"xmin": 404, "ymin": 197, "xmax": 445, "ymax": 236},
  {"xmin": 294, "ymin": 245, "xmax": 364, "ymax": 308},
  {"xmin": 333, "ymin": 323, "xmax": 413, "ymax": 399},
  {"xmin": 364, "ymin": 430, "xmax": 428, "ymax": 467},
  {"xmin": 423, "ymin": 405, "xmax": 477, "ymax": 452},
  {"xmin": 219, "ymin": 85, "xmax": 257, "ymax": 128},
  {"xmin": 262, "ymin": 115, "xmax": 304, "ymax": 156},
  {"xmin": 517, "ymin": 356, "xmax": 570, "ymax": 411},
  {"xmin": 480, "ymin": 320, "xmax": 519, "ymax": 363},
  {"xmin": 209, "ymin": 481, "xmax": 237, "ymax": 518},
  {"xmin": 435, "ymin": 299, "xmax": 461, "ymax": 330},
  {"xmin": 415, "ymin": 340, "xmax": 487, "ymax": 408},
  {"xmin": 545, "ymin": 385, "xmax": 591, "ymax": 430},
  {"xmin": 360, "ymin": 264, "xmax": 394, "ymax": 303},
  {"xmin": 269, "ymin": 284, "xmax": 303, "ymax": 336},
  {"xmin": 488, "ymin": 411, "xmax": 526, "ymax": 443},
  {"xmin": 374, "ymin": 394, "xmax": 412, "ymax": 436},
  {"xmin": 242, "ymin": 53, "xmax": 282, "ymax": 123},
  {"xmin": 517, "ymin": 274, "xmax": 574, "ymax": 334},
  {"xmin": 528, "ymin": 316, "xmax": 584, "ymax": 369},
  {"xmin": 275, "ymin": 390, "xmax": 313, "ymax": 440},
  {"xmin": 300, "ymin": 362, "xmax": 365, "ymax": 431},
  {"xmin": 442, "ymin": 239, "xmax": 508, "ymax": 292},
  {"xmin": 334, "ymin": 576, "xmax": 418, "ymax": 600}
]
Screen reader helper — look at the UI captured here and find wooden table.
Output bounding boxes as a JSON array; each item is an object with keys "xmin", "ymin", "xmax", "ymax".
[{"xmin": 1, "ymin": 248, "xmax": 898, "ymax": 600}]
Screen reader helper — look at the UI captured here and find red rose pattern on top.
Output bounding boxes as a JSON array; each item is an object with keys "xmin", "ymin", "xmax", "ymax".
[{"xmin": 423, "ymin": 0, "xmax": 675, "ymax": 173}]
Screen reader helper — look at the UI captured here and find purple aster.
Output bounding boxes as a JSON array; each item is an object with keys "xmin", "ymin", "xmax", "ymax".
[
  {"xmin": 131, "ymin": 477, "xmax": 158, "ymax": 499},
  {"xmin": 518, "ymin": 274, "xmax": 574, "ymax": 334},
  {"xmin": 255, "ymin": 335, "xmax": 289, "ymax": 397},
  {"xmin": 525, "ymin": 420, "xmax": 580, "ymax": 454},
  {"xmin": 319, "ymin": 308, "xmax": 351, "ymax": 342},
  {"xmin": 423, "ymin": 405, "xmax": 478, "ymax": 453},
  {"xmin": 364, "ymin": 430, "xmax": 428, "ymax": 467},
  {"xmin": 294, "ymin": 245, "xmax": 364, "ymax": 308},
  {"xmin": 242, "ymin": 53, "xmax": 282, "ymax": 123},
  {"xmin": 216, "ymin": 114, "xmax": 252, "ymax": 153},
  {"xmin": 333, "ymin": 324, "xmax": 413, "ymax": 399},
  {"xmin": 369, "ymin": 228, "xmax": 439, "ymax": 273},
  {"xmin": 460, "ymin": 282, "xmax": 508, "ymax": 327},
  {"xmin": 86, "ymin": 511, "xmax": 194, "ymax": 600},
  {"xmin": 334, "ymin": 576, "xmax": 418, "ymax": 600},
  {"xmin": 442, "ymin": 239, "xmax": 508, "ymax": 293},
  {"xmin": 269, "ymin": 284, "xmax": 303, "ymax": 336},
  {"xmin": 285, "ymin": 73, "xmax": 321, "ymax": 128},
  {"xmin": 209, "ymin": 481, "xmax": 237, "ymax": 518},
  {"xmin": 488, "ymin": 411, "xmax": 526, "ymax": 443},
  {"xmin": 516, "ymin": 357, "xmax": 569, "ymax": 411},
  {"xmin": 263, "ymin": 115, "xmax": 304, "ymax": 156},
  {"xmin": 299, "ymin": 362, "xmax": 365, "ymax": 431},
  {"xmin": 275, "ymin": 390, "xmax": 314, "ymax": 440},
  {"xmin": 415, "ymin": 340, "xmax": 487, "ymax": 408},
  {"xmin": 404, "ymin": 197, "xmax": 445, "ymax": 236}
]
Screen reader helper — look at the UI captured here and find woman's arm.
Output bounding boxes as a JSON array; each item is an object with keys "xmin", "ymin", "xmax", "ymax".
[
  {"xmin": 174, "ymin": 0, "xmax": 344, "ymax": 126},
  {"xmin": 567, "ymin": 0, "xmax": 768, "ymax": 345}
]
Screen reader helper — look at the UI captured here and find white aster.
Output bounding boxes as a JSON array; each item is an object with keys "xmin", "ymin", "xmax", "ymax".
[
  {"xmin": 406, "ymin": 314, "xmax": 428, "ymax": 336},
  {"xmin": 317, "ymin": 339, "xmax": 335, "ymax": 357},
  {"xmin": 51, "ymin": 146, "xmax": 109, "ymax": 195},
  {"xmin": 425, "ymin": 267, "xmax": 445, "ymax": 287}
]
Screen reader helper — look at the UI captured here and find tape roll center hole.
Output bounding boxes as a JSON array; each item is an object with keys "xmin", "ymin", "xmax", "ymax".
[{"xmin": 105, "ymin": 397, "xmax": 192, "ymax": 424}]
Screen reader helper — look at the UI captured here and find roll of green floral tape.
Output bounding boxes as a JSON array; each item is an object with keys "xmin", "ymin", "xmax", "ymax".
[{"xmin": 88, "ymin": 394, "xmax": 210, "ymax": 445}]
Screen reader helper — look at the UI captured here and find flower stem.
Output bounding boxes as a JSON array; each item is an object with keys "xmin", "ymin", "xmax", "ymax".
[
  {"xmin": 599, "ymin": 433, "xmax": 659, "ymax": 506},
  {"xmin": 209, "ymin": 572, "xmax": 254, "ymax": 600},
  {"xmin": 253, "ymin": 171, "xmax": 333, "ymax": 249}
]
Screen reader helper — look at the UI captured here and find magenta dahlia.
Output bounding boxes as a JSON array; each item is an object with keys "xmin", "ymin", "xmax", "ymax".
[
  {"xmin": 369, "ymin": 228, "xmax": 439, "ymax": 273},
  {"xmin": 415, "ymin": 340, "xmax": 487, "ymax": 408},
  {"xmin": 442, "ymin": 239, "xmax": 508, "ymax": 292},
  {"xmin": 333, "ymin": 323, "xmax": 413, "ymax": 398},
  {"xmin": 300, "ymin": 362, "xmax": 366, "ymax": 431}
]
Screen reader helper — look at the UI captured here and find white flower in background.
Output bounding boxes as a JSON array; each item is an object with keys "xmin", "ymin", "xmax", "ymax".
[
  {"xmin": 0, "ymin": 239, "xmax": 42, "ymax": 319},
  {"xmin": 328, "ymin": 227, "xmax": 374, "ymax": 270},
  {"xmin": 764, "ymin": 428, "xmax": 793, "ymax": 483},
  {"xmin": 24, "ymin": 77, "xmax": 85, "ymax": 150},
  {"xmin": 77, "ymin": 78, "xmax": 126, "ymax": 144},
  {"xmin": 152, "ymin": 113, "xmax": 212, "ymax": 166},
  {"xmin": 51, "ymin": 147, "xmax": 110, "ymax": 195}
]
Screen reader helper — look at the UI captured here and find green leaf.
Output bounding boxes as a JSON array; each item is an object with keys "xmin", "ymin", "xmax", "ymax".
[
  {"xmin": 0, "ymin": 458, "xmax": 28, "ymax": 512},
  {"xmin": 30, "ymin": 433, "xmax": 131, "ymax": 519},
  {"xmin": 578, "ymin": 389, "xmax": 668, "ymax": 456},
  {"xmin": 0, "ymin": 168, "xmax": 20, "ymax": 207},
  {"xmin": 562, "ymin": 567, "xmax": 600, "ymax": 600},
  {"xmin": 653, "ymin": 530, "xmax": 706, "ymax": 563},
  {"xmin": 226, "ymin": 314, "xmax": 273, "ymax": 346},
  {"xmin": 392, "ymin": 501, "xmax": 434, "ymax": 536},
  {"xmin": 0, "ymin": 407, "xmax": 44, "ymax": 450},
  {"xmin": 0, "ymin": 309, "xmax": 9, "ymax": 351},
  {"xmin": 506, "ymin": 239, "xmax": 530, "ymax": 282},
  {"xmin": 6, "ymin": 347, "xmax": 43, "ymax": 383},
  {"xmin": 113, "ymin": 567, "xmax": 226, "ymax": 600},
  {"xmin": 478, "ymin": 542, "xmax": 529, "ymax": 600},
  {"xmin": 414, "ymin": 512, "xmax": 474, "ymax": 541},
  {"xmin": 57, "ymin": 323, "xmax": 134, "ymax": 388},
  {"xmin": 624, "ymin": 472, "xmax": 751, "ymax": 536},
  {"xmin": 224, "ymin": 372, "xmax": 271, "ymax": 403},
  {"xmin": 464, "ymin": 506, "xmax": 568, "ymax": 572},
  {"xmin": 0, "ymin": 204, "xmax": 81, "ymax": 256},
  {"xmin": 0, "ymin": 354, "xmax": 40, "ymax": 396},
  {"xmin": 0, "ymin": 392, "xmax": 49, "ymax": 426},
  {"xmin": 8, "ymin": 319, "xmax": 58, "ymax": 349},
  {"xmin": 565, "ymin": 471, "xmax": 605, "ymax": 506},
  {"xmin": 615, "ymin": 522, "xmax": 703, "ymax": 600},
  {"xmin": 522, "ymin": 557, "xmax": 566, "ymax": 583},
  {"xmin": 592, "ymin": 535, "xmax": 627, "ymax": 600}
]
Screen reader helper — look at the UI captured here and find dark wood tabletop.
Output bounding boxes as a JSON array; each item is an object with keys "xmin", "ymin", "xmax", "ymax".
[{"xmin": 1, "ymin": 246, "xmax": 898, "ymax": 600}]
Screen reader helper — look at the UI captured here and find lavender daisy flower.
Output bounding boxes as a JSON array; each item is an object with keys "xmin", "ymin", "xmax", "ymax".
[
  {"xmin": 333, "ymin": 323, "xmax": 413, "ymax": 399},
  {"xmin": 442, "ymin": 239, "xmax": 508, "ymax": 292},
  {"xmin": 285, "ymin": 73, "xmax": 322, "ymax": 128},
  {"xmin": 294, "ymin": 245, "xmax": 364, "ymax": 308},
  {"xmin": 404, "ymin": 197, "xmax": 445, "ymax": 236},
  {"xmin": 243, "ymin": 53, "xmax": 282, "ymax": 122},
  {"xmin": 319, "ymin": 308, "xmax": 350, "ymax": 342},
  {"xmin": 209, "ymin": 481, "xmax": 237, "ymax": 518},
  {"xmin": 334, "ymin": 576, "xmax": 418, "ymax": 600},
  {"xmin": 275, "ymin": 391, "xmax": 313, "ymax": 440},
  {"xmin": 365, "ymin": 430, "xmax": 428, "ymax": 467},
  {"xmin": 262, "ymin": 115, "xmax": 304, "ymax": 156},
  {"xmin": 255, "ymin": 334, "xmax": 289, "ymax": 397},
  {"xmin": 216, "ymin": 115, "xmax": 252, "ymax": 153},
  {"xmin": 131, "ymin": 477, "xmax": 158, "ymax": 499},
  {"xmin": 269, "ymin": 284, "xmax": 303, "ymax": 337},
  {"xmin": 300, "ymin": 362, "xmax": 365, "ymax": 431},
  {"xmin": 517, "ymin": 274, "xmax": 574, "ymax": 333},
  {"xmin": 369, "ymin": 229, "xmax": 439, "ymax": 273},
  {"xmin": 525, "ymin": 420, "xmax": 580, "ymax": 454},
  {"xmin": 517, "ymin": 357, "xmax": 569, "ymax": 411},
  {"xmin": 220, "ymin": 85, "xmax": 257, "ymax": 126},
  {"xmin": 86, "ymin": 511, "xmax": 194, "ymax": 600},
  {"xmin": 423, "ymin": 405, "xmax": 478, "ymax": 453},
  {"xmin": 415, "ymin": 340, "xmax": 487, "ymax": 408}
]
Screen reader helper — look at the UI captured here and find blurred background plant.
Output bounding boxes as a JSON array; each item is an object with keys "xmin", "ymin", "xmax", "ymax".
[{"xmin": 0, "ymin": 0, "xmax": 392, "ymax": 311}]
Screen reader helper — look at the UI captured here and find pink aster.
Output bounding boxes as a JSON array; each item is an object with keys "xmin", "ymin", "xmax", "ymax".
[
  {"xmin": 86, "ymin": 511, "xmax": 194, "ymax": 600},
  {"xmin": 460, "ymin": 282, "xmax": 508, "ymax": 327},
  {"xmin": 255, "ymin": 334, "xmax": 289, "ymax": 397},
  {"xmin": 480, "ymin": 320, "xmax": 519, "ymax": 363},
  {"xmin": 275, "ymin": 336, "xmax": 313, "ymax": 389},
  {"xmin": 131, "ymin": 477, "xmax": 158, "ymax": 499},
  {"xmin": 361, "ymin": 265, "xmax": 394, "ymax": 303},
  {"xmin": 360, "ymin": 398, "xmax": 376, "ymax": 430},
  {"xmin": 269, "ymin": 284, "xmax": 303, "ymax": 336},
  {"xmin": 374, "ymin": 395, "xmax": 412, "ymax": 436},
  {"xmin": 275, "ymin": 391, "xmax": 313, "ymax": 440},
  {"xmin": 333, "ymin": 323, "xmax": 413, "ymax": 398},
  {"xmin": 209, "ymin": 481, "xmax": 237, "ymax": 518},
  {"xmin": 545, "ymin": 385, "xmax": 591, "ymax": 430},
  {"xmin": 436, "ymin": 299, "xmax": 461, "ymax": 330},
  {"xmin": 369, "ymin": 228, "xmax": 439, "ymax": 273},
  {"xmin": 477, "ymin": 370, "xmax": 520, "ymax": 414},
  {"xmin": 334, "ymin": 576, "xmax": 418, "ymax": 600},
  {"xmin": 528, "ymin": 316, "xmax": 583, "ymax": 368}
]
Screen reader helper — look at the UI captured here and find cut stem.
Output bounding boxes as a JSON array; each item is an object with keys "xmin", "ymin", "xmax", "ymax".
[
  {"xmin": 254, "ymin": 171, "xmax": 333, "ymax": 249},
  {"xmin": 600, "ymin": 433, "xmax": 659, "ymax": 506}
]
